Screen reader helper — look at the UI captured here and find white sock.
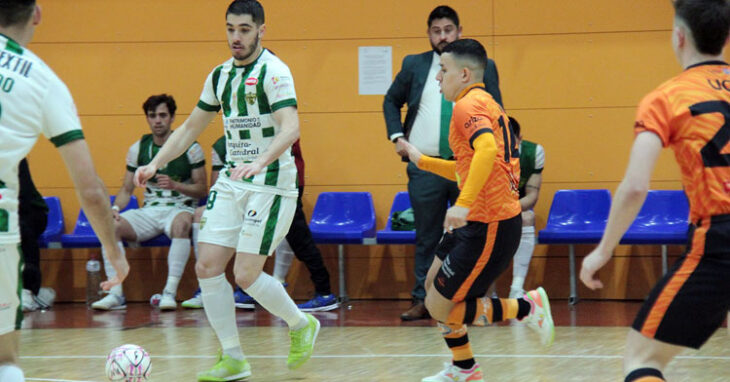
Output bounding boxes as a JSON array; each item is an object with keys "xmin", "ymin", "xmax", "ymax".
[
  {"xmin": 164, "ymin": 238, "xmax": 191, "ymax": 295},
  {"xmin": 273, "ymin": 238, "xmax": 294, "ymax": 283},
  {"xmin": 199, "ymin": 274, "xmax": 243, "ymax": 360},
  {"xmin": 191, "ymin": 223, "xmax": 200, "ymax": 261},
  {"xmin": 0, "ymin": 364, "xmax": 25, "ymax": 382},
  {"xmin": 101, "ymin": 241, "xmax": 125, "ymax": 297},
  {"xmin": 511, "ymin": 226, "xmax": 536, "ymax": 292},
  {"xmin": 245, "ymin": 272, "xmax": 307, "ymax": 330}
]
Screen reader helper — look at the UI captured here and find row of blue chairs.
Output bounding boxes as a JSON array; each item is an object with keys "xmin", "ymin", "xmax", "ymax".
[
  {"xmin": 538, "ymin": 189, "xmax": 690, "ymax": 304},
  {"xmin": 39, "ymin": 189, "xmax": 690, "ymax": 303}
]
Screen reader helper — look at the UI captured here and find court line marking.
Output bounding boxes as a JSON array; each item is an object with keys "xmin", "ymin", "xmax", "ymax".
[{"xmin": 20, "ymin": 353, "xmax": 730, "ymax": 360}]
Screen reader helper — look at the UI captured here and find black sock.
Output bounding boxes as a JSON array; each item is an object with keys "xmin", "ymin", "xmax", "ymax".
[
  {"xmin": 453, "ymin": 358, "xmax": 475, "ymax": 370},
  {"xmin": 516, "ymin": 298, "xmax": 531, "ymax": 319}
]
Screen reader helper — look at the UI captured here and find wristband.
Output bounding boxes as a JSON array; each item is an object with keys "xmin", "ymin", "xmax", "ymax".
[{"xmin": 111, "ymin": 205, "xmax": 120, "ymax": 212}]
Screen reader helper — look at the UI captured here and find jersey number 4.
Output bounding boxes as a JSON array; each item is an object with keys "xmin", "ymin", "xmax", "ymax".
[{"xmin": 691, "ymin": 100, "xmax": 730, "ymax": 167}]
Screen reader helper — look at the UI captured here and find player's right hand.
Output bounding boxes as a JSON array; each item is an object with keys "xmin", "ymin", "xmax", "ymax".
[
  {"xmin": 134, "ymin": 164, "xmax": 158, "ymax": 188},
  {"xmin": 100, "ymin": 246, "xmax": 130, "ymax": 291},
  {"xmin": 111, "ymin": 209, "xmax": 121, "ymax": 222}
]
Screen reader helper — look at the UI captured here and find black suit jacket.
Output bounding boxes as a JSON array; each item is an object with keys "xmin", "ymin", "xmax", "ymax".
[{"xmin": 383, "ymin": 50, "xmax": 503, "ymax": 142}]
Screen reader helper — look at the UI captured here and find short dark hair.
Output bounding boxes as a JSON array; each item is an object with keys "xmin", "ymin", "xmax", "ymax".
[
  {"xmin": 0, "ymin": 0, "xmax": 35, "ymax": 28},
  {"xmin": 142, "ymin": 94, "xmax": 177, "ymax": 117},
  {"xmin": 509, "ymin": 116, "xmax": 521, "ymax": 137},
  {"xmin": 428, "ymin": 5, "xmax": 459, "ymax": 28},
  {"xmin": 442, "ymin": 38, "xmax": 488, "ymax": 72},
  {"xmin": 226, "ymin": 0, "xmax": 264, "ymax": 25},
  {"xmin": 674, "ymin": 0, "xmax": 730, "ymax": 55}
]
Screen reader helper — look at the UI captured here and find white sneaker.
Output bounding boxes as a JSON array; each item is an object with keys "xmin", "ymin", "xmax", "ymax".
[
  {"xmin": 21, "ymin": 289, "xmax": 39, "ymax": 312},
  {"xmin": 521, "ymin": 287, "xmax": 555, "ymax": 347},
  {"xmin": 158, "ymin": 293, "xmax": 177, "ymax": 310},
  {"xmin": 91, "ymin": 293, "xmax": 126, "ymax": 311},
  {"xmin": 35, "ymin": 287, "xmax": 56, "ymax": 309},
  {"xmin": 422, "ymin": 362, "xmax": 484, "ymax": 382}
]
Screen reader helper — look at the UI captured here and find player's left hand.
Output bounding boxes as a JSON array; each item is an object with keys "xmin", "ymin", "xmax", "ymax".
[
  {"xmin": 580, "ymin": 247, "xmax": 612, "ymax": 290},
  {"xmin": 229, "ymin": 162, "xmax": 265, "ymax": 181},
  {"xmin": 155, "ymin": 174, "xmax": 176, "ymax": 190},
  {"xmin": 444, "ymin": 206, "xmax": 469, "ymax": 233}
]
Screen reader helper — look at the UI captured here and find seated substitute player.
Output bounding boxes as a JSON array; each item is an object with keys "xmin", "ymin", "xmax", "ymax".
[
  {"xmin": 0, "ymin": 1, "xmax": 128, "ymax": 381},
  {"xmin": 399, "ymin": 39, "xmax": 554, "ymax": 382},
  {"xmin": 182, "ymin": 136, "xmax": 338, "ymax": 311},
  {"xmin": 580, "ymin": 1, "xmax": 730, "ymax": 381},
  {"xmin": 507, "ymin": 116, "xmax": 545, "ymax": 298},
  {"xmin": 92, "ymin": 94, "xmax": 207, "ymax": 311},
  {"xmin": 134, "ymin": 1, "xmax": 320, "ymax": 380}
]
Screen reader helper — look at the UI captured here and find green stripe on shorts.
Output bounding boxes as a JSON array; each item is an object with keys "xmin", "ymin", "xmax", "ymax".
[{"xmin": 258, "ymin": 195, "xmax": 282, "ymax": 255}]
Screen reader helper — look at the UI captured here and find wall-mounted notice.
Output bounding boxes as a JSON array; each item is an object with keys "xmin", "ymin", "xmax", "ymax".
[{"xmin": 358, "ymin": 46, "xmax": 392, "ymax": 95}]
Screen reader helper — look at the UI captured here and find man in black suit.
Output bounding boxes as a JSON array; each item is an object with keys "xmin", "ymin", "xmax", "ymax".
[{"xmin": 383, "ymin": 5, "xmax": 503, "ymax": 321}]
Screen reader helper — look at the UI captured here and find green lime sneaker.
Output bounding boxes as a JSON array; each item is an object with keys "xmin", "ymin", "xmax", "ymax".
[
  {"xmin": 197, "ymin": 351, "xmax": 251, "ymax": 381},
  {"xmin": 287, "ymin": 313, "xmax": 321, "ymax": 369}
]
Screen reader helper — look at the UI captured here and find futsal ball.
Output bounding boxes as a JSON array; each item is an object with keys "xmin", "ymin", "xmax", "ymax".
[
  {"xmin": 149, "ymin": 293, "xmax": 161, "ymax": 307},
  {"xmin": 105, "ymin": 344, "xmax": 151, "ymax": 381}
]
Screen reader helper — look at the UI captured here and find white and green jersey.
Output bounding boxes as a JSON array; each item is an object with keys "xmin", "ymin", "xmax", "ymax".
[
  {"xmin": 126, "ymin": 134, "xmax": 205, "ymax": 210},
  {"xmin": 0, "ymin": 34, "xmax": 84, "ymax": 245},
  {"xmin": 197, "ymin": 49, "xmax": 298, "ymax": 194},
  {"xmin": 211, "ymin": 136, "xmax": 226, "ymax": 172}
]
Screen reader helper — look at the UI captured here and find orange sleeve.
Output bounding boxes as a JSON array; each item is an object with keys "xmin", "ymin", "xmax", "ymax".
[
  {"xmin": 417, "ymin": 156, "xmax": 457, "ymax": 181},
  {"xmin": 634, "ymin": 89, "xmax": 672, "ymax": 147},
  {"xmin": 455, "ymin": 133, "xmax": 497, "ymax": 208}
]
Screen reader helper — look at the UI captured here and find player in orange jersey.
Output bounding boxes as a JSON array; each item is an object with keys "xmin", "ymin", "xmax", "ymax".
[
  {"xmin": 400, "ymin": 39, "xmax": 554, "ymax": 382},
  {"xmin": 580, "ymin": 1, "xmax": 730, "ymax": 381}
]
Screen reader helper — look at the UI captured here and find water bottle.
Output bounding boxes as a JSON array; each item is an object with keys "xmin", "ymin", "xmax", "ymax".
[{"xmin": 86, "ymin": 257, "xmax": 102, "ymax": 305}]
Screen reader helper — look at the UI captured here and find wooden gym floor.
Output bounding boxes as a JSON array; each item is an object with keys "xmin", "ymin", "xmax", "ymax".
[{"xmin": 19, "ymin": 300, "xmax": 730, "ymax": 381}]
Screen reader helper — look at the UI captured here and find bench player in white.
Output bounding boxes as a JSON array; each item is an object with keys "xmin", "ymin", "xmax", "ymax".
[
  {"xmin": 134, "ymin": 1, "xmax": 319, "ymax": 380},
  {"xmin": 0, "ymin": 2, "xmax": 128, "ymax": 381},
  {"xmin": 92, "ymin": 94, "xmax": 207, "ymax": 311}
]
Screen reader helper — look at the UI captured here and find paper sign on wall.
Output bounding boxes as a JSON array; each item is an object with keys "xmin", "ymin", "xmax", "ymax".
[{"xmin": 358, "ymin": 46, "xmax": 392, "ymax": 95}]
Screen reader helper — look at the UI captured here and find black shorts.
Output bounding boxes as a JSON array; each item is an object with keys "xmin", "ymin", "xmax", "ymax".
[
  {"xmin": 632, "ymin": 214, "xmax": 730, "ymax": 349},
  {"xmin": 434, "ymin": 214, "xmax": 521, "ymax": 302}
]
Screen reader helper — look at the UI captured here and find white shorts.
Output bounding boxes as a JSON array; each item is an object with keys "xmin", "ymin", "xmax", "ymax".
[
  {"xmin": 198, "ymin": 177, "xmax": 297, "ymax": 256},
  {"xmin": 120, "ymin": 207, "xmax": 192, "ymax": 241},
  {"xmin": 0, "ymin": 244, "xmax": 21, "ymax": 335}
]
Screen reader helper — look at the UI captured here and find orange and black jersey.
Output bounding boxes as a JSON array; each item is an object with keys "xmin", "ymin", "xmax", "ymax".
[
  {"xmin": 635, "ymin": 61, "xmax": 730, "ymax": 222},
  {"xmin": 450, "ymin": 83, "xmax": 521, "ymax": 223}
]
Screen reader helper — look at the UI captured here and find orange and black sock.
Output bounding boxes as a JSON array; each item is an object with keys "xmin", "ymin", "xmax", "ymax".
[
  {"xmin": 439, "ymin": 322, "xmax": 474, "ymax": 370},
  {"xmin": 625, "ymin": 368, "xmax": 665, "ymax": 381},
  {"xmin": 447, "ymin": 297, "xmax": 531, "ymax": 325}
]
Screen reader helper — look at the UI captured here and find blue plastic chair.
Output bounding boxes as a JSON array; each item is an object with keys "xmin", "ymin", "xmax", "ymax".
[
  {"xmin": 376, "ymin": 192, "xmax": 416, "ymax": 244},
  {"xmin": 620, "ymin": 190, "xmax": 690, "ymax": 274},
  {"xmin": 538, "ymin": 189, "xmax": 611, "ymax": 304},
  {"xmin": 309, "ymin": 192, "xmax": 376, "ymax": 301},
  {"xmin": 39, "ymin": 196, "xmax": 64, "ymax": 248},
  {"xmin": 60, "ymin": 196, "xmax": 138, "ymax": 248}
]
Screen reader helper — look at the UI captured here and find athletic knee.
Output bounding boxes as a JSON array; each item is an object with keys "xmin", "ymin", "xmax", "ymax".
[
  {"xmin": 424, "ymin": 294, "xmax": 448, "ymax": 322},
  {"xmin": 195, "ymin": 258, "xmax": 220, "ymax": 279},
  {"xmin": 235, "ymin": 269, "xmax": 262, "ymax": 290},
  {"xmin": 170, "ymin": 219, "xmax": 192, "ymax": 238}
]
